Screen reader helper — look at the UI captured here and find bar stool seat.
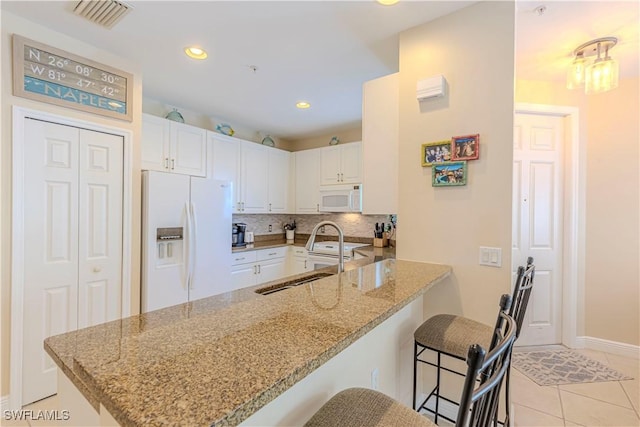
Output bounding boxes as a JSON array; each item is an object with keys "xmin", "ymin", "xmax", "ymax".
[
  {"xmin": 305, "ymin": 387, "xmax": 436, "ymax": 427},
  {"xmin": 414, "ymin": 314, "xmax": 493, "ymax": 359},
  {"xmin": 305, "ymin": 303, "xmax": 518, "ymax": 427},
  {"xmin": 413, "ymin": 257, "xmax": 535, "ymax": 426}
]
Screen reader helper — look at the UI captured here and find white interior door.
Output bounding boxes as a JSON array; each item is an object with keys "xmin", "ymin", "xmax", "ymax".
[
  {"xmin": 513, "ymin": 113, "xmax": 564, "ymax": 346},
  {"xmin": 22, "ymin": 119, "xmax": 124, "ymax": 404},
  {"xmin": 23, "ymin": 119, "xmax": 80, "ymax": 404},
  {"xmin": 77, "ymin": 129, "xmax": 123, "ymax": 328}
]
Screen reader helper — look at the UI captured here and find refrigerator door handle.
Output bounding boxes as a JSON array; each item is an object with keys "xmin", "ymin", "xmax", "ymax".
[
  {"xmin": 184, "ymin": 201, "xmax": 192, "ymax": 290},
  {"xmin": 189, "ymin": 202, "xmax": 198, "ymax": 290}
]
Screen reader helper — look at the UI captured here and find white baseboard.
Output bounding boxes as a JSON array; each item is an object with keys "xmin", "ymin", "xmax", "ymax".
[{"xmin": 576, "ymin": 336, "xmax": 640, "ymax": 359}]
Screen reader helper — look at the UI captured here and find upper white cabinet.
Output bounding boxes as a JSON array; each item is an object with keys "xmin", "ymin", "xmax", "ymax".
[
  {"xmin": 141, "ymin": 114, "xmax": 207, "ymax": 177},
  {"xmin": 320, "ymin": 142, "xmax": 362, "ymax": 185},
  {"xmin": 241, "ymin": 142, "xmax": 269, "ymax": 213},
  {"xmin": 210, "ymin": 132, "xmax": 241, "ymax": 211},
  {"xmin": 294, "ymin": 148, "xmax": 321, "ymax": 213},
  {"xmin": 267, "ymin": 149, "xmax": 290, "ymax": 213},
  {"xmin": 362, "ymin": 73, "xmax": 398, "ymax": 214},
  {"xmin": 210, "ymin": 132, "xmax": 290, "ymax": 213}
]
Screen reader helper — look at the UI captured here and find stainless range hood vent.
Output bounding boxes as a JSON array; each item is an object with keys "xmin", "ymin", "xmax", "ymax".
[{"xmin": 73, "ymin": 0, "xmax": 132, "ymax": 29}]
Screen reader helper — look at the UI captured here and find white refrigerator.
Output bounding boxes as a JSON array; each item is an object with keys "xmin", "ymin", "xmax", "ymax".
[{"xmin": 142, "ymin": 171, "xmax": 232, "ymax": 312}]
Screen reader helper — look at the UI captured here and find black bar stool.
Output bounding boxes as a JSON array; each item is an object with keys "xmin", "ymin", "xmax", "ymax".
[
  {"xmin": 413, "ymin": 257, "xmax": 535, "ymax": 425},
  {"xmin": 304, "ymin": 297, "xmax": 518, "ymax": 427}
]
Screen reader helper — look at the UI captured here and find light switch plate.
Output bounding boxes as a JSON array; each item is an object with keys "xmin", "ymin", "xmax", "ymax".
[{"xmin": 479, "ymin": 247, "xmax": 502, "ymax": 267}]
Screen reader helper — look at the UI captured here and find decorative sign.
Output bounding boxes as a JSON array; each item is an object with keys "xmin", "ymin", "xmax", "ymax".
[{"xmin": 12, "ymin": 34, "xmax": 133, "ymax": 121}]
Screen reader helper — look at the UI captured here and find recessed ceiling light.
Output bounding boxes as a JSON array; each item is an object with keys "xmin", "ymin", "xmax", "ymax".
[
  {"xmin": 184, "ymin": 46, "xmax": 208, "ymax": 60},
  {"xmin": 377, "ymin": 0, "xmax": 399, "ymax": 5},
  {"xmin": 296, "ymin": 101, "xmax": 311, "ymax": 109}
]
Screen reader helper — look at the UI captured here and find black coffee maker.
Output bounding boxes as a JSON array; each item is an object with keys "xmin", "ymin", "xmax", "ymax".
[{"xmin": 232, "ymin": 223, "xmax": 247, "ymax": 248}]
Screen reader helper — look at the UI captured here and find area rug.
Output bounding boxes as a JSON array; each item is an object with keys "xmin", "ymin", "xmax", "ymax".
[{"xmin": 512, "ymin": 349, "xmax": 633, "ymax": 386}]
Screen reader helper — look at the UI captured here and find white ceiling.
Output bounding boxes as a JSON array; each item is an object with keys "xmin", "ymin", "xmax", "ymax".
[{"xmin": 3, "ymin": 1, "xmax": 639, "ymax": 140}]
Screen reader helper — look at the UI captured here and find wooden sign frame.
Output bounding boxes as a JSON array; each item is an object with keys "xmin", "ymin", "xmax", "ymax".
[{"xmin": 13, "ymin": 34, "xmax": 134, "ymax": 122}]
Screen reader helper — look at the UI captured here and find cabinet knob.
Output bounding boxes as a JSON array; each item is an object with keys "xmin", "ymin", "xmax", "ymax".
[{"xmin": 93, "ymin": 266, "xmax": 102, "ymax": 273}]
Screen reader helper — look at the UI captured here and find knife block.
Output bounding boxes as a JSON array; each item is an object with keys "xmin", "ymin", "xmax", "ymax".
[{"xmin": 373, "ymin": 237, "xmax": 388, "ymax": 248}]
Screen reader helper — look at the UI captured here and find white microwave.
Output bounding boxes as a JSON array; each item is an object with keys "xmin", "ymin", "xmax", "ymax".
[{"xmin": 319, "ymin": 184, "xmax": 362, "ymax": 213}]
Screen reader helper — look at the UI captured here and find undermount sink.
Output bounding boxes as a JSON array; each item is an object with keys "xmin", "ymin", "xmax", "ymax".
[{"xmin": 255, "ymin": 272, "xmax": 334, "ymax": 296}]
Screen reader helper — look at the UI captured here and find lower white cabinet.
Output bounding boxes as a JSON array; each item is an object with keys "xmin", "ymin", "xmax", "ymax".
[
  {"xmin": 231, "ymin": 247, "xmax": 287, "ymax": 290},
  {"xmin": 288, "ymin": 246, "xmax": 310, "ymax": 275}
]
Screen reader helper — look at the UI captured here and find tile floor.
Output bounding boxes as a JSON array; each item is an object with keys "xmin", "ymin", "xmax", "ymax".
[
  {"xmin": 510, "ymin": 346, "xmax": 639, "ymax": 427},
  {"xmin": 3, "ymin": 347, "xmax": 639, "ymax": 427}
]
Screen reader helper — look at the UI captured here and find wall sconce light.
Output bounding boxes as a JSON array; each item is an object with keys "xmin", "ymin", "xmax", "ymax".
[{"xmin": 567, "ymin": 37, "xmax": 619, "ymax": 94}]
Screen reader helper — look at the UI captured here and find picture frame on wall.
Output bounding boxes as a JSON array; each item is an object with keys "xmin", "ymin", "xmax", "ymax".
[
  {"xmin": 451, "ymin": 134, "xmax": 480, "ymax": 161},
  {"xmin": 421, "ymin": 140, "xmax": 453, "ymax": 166},
  {"xmin": 432, "ymin": 161, "xmax": 467, "ymax": 187}
]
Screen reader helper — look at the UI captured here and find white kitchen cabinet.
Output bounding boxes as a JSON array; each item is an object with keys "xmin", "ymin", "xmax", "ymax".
[
  {"xmin": 288, "ymin": 246, "xmax": 310, "ymax": 275},
  {"xmin": 257, "ymin": 258, "xmax": 287, "ymax": 284},
  {"xmin": 241, "ymin": 142, "xmax": 270, "ymax": 213},
  {"xmin": 320, "ymin": 142, "xmax": 362, "ymax": 185},
  {"xmin": 231, "ymin": 247, "xmax": 287, "ymax": 290},
  {"xmin": 268, "ymin": 149, "xmax": 290, "ymax": 213},
  {"xmin": 141, "ymin": 114, "xmax": 206, "ymax": 177},
  {"xmin": 231, "ymin": 263, "xmax": 257, "ymax": 290},
  {"xmin": 294, "ymin": 148, "xmax": 321, "ymax": 213},
  {"xmin": 210, "ymin": 132, "xmax": 241, "ymax": 212},
  {"xmin": 211, "ymin": 133, "xmax": 290, "ymax": 214}
]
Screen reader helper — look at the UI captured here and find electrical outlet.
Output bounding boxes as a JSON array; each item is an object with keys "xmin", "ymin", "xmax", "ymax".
[
  {"xmin": 320, "ymin": 225, "xmax": 325, "ymax": 233},
  {"xmin": 371, "ymin": 368, "xmax": 379, "ymax": 390},
  {"xmin": 268, "ymin": 224, "xmax": 272, "ymax": 232}
]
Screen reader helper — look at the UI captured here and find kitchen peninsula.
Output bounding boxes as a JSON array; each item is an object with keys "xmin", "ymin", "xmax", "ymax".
[{"xmin": 45, "ymin": 258, "xmax": 451, "ymax": 427}]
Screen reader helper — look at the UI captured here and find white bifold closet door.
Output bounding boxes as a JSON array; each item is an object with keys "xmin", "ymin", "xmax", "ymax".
[{"xmin": 22, "ymin": 118, "xmax": 123, "ymax": 405}]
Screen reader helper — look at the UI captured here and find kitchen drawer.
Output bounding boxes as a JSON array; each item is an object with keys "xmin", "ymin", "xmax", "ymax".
[
  {"xmin": 231, "ymin": 251, "xmax": 257, "ymax": 266},
  {"xmin": 257, "ymin": 246, "xmax": 287, "ymax": 261},
  {"xmin": 290, "ymin": 246, "xmax": 308, "ymax": 257}
]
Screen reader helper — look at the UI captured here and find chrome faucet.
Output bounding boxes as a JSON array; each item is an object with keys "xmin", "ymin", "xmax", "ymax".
[{"xmin": 305, "ymin": 220, "xmax": 345, "ymax": 273}]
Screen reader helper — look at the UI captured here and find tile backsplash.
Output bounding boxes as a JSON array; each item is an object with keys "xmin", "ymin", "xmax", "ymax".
[{"xmin": 232, "ymin": 213, "xmax": 395, "ymax": 240}]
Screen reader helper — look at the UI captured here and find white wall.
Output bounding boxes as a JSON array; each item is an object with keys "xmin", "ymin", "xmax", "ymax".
[
  {"xmin": 515, "ymin": 77, "xmax": 640, "ymax": 346},
  {"xmin": 1, "ymin": 12, "xmax": 143, "ymax": 397},
  {"xmin": 288, "ymin": 127, "xmax": 362, "ymax": 152},
  {"xmin": 396, "ymin": 1, "xmax": 516, "ymax": 325}
]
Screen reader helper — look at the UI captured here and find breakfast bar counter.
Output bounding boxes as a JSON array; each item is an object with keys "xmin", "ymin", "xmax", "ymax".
[{"xmin": 45, "ymin": 259, "xmax": 451, "ymax": 427}]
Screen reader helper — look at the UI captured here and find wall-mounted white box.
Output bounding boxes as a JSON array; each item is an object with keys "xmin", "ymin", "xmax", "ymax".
[
  {"xmin": 479, "ymin": 246, "xmax": 502, "ymax": 267},
  {"xmin": 416, "ymin": 75, "xmax": 446, "ymax": 101}
]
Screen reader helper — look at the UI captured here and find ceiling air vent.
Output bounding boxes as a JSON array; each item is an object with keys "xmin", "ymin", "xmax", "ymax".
[{"xmin": 73, "ymin": 0, "xmax": 132, "ymax": 29}]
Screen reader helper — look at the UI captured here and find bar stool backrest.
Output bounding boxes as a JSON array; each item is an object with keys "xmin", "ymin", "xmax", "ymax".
[
  {"xmin": 510, "ymin": 257, "xmax": 536, "ymax": 338},
  {"xmin": 456, "ymin": 311, "xmax": 517, "ymax": 427}
]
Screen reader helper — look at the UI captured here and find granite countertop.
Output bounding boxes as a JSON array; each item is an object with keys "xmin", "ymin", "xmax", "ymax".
[{"xmin": 45, "ymin": 257, "xmax": 448, "ymax": 427}]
